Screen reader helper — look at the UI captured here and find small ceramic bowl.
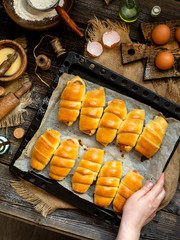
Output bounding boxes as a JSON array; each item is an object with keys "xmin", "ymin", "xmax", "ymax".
[{"xmin": 0, "ymin": 40, "xmax": 27, "ymax": 82}]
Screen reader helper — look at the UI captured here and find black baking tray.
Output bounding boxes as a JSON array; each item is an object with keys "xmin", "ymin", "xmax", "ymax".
[{"xmin": 10, "ymin": 51, "xmax": 180, "ymax": 226}]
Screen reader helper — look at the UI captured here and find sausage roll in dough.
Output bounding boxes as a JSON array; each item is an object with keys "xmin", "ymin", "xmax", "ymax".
[
  {"xmin": 116, "ymin": 109, "xmax": 145, "ymax": 152},
  {"xmin": 113, "ymin": 170, "xmax": 143, "ymax": 213},
  {"xmin": 30, "ymin": 129, "xmax": 61, "ymax": 171},
  {"xmin": 79, "ymin": 87, "xmax": 106, "ymax": 135},
  {"xmin": 58, "ymin": 76, "xmax": 86, "ymax": 126},
  {"xmin": 72, "ymin": 148, "xmax": 104, "ymax": 193},
  {"xmin": 94, "ymin": 161, "xmax": 122, "ymax": 208},
  {"xmin": 49, "ymin": 138, "xmax": 79, "ymax": 181},
  {"xmin": 96, "ymin": 99, "xmax": 127, "ymax": 146},
  {"xmin": 135, "ymin": 116, "xmax": 168, "ymax": 158}
]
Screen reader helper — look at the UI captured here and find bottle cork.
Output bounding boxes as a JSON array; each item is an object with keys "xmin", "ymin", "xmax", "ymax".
[
  {"xmin": 151, "ymin": 6, "xmax": 161, "ymax": 17},
  {"xmin": 13, "ymin": 127, "xmax": 25, "ymax": 139}
]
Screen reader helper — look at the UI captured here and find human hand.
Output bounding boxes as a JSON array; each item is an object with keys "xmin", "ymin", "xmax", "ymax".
[{"xmin": 116, "ymin": 173, "xmax": 166, "ymax": 240}]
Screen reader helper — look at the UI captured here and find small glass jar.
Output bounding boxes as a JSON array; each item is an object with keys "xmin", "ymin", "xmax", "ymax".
[
  {"xmin": 151, "ymin": 6, "xmax": 161, "ymax": 18},
  {"xmin": 119, "ymin": 0, "xmax": 140, "ymax": 23}
]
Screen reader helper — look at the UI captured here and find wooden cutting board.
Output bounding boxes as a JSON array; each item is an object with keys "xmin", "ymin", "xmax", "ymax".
[{"xmin": 121, "ymin": 19, "xmax": 180, "ymax": 81}]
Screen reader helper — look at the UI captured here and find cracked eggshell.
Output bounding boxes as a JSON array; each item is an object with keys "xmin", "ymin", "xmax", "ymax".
[
  {"xmin": 86, "ymin": 41, "xmax": 103, "ymax": 57},
  {"xmin": 102, "ymin": 31, "xmax": 120, "ymax": 48}
]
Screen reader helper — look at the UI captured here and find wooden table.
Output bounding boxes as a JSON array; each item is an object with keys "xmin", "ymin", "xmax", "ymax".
[{"xmin": 0, "ymin": 1, "xmax": 180, "ymax": 239}]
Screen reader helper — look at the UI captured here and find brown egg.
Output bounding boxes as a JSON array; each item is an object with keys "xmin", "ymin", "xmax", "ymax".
[
  {"xmin": 155, "ymin": 52, "xmax": 174, "ymax": 70},
  {"xmin": 152, "ymin": 24, "xmax": 171, "ymax": 45},
  {"xmin": 175, "ymin": 27, "xmax": 180, "ymax": 42}
]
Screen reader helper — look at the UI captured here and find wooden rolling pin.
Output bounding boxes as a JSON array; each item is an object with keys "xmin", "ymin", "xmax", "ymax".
[{"xmin": 0, "ymin": 81, "xmax": 32, "ymax": 121}]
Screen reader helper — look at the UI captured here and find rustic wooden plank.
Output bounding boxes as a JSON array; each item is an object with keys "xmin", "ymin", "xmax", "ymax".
[
  {"xmin": 0, "ymin": 214, "xmax": 78, "ymax": 240},
  {"xmin": 1, "ymin": 0, "xmax": 180, "ymax": 43},
  {"xmin": 141, "ymin": 211, "xmax": 180, "ymax": 239},
  {"xmin": 121, "ymin": 43, "xmax": 148, "ymax": 64},
  {"xmin": 121, "ymin": 43, "xmax": 180, "ymax": 80},
  {"xmin": 70, "ymin": 0, "xmax": 180, "ymax": 42},
  {"xmin": 0, "ymin": 164, "xmax": 119, "ymax": 240},
  {"xmin": 0, "ymin": 163, "xmax": 180, "ymax": 240},
  {"xmin": 163, "ymin": 177, "xmax": 180, "ymax": 216},
  {"xmin": 0, "ymin": 1, "xmax": 180, "ymax": 239},
  {"xmin": 141, "ymin": 19, "xmax": 180, "ymax": 46}
]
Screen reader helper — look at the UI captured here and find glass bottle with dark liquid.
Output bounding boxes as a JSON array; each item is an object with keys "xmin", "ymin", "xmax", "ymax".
[{"xmin": 119, "ymin": 0, "xmax": 140, "ymax": 23}]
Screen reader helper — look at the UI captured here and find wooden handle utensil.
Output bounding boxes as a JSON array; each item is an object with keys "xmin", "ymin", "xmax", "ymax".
[
  {"xmin": 0, "ymin": 140, "xmax": 11, "ymax": 148},
  {"xmin": 55, "ymin": 6, "xmax": 84, "ymax": 37},
  {"xmin": 0, "ymin": 81, "xmax": 32, "ymax": 121},
  {"xmin": 0, "ymin": 52, "xmax": 18, "ymax": 77}
]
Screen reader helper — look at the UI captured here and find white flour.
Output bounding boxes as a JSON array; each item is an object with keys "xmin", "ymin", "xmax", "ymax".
[
  {"xmin": 13, "ymin": 0, "xmax": 64, "ymax": 21},
  {"xmin": 29, "ymin": 0, "xmax": 57, "ymax": 9}
]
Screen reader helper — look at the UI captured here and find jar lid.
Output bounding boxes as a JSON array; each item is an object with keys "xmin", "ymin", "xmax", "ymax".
[
  {"xmin": 151, "ymin": 6, "xmax": 161, "ymax": 17},
  {"xmin": 0, "ymin": 136, "xmax": 10, "ymax": 155}
]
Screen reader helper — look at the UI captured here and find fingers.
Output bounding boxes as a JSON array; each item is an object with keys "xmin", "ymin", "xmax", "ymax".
[
  {"xmin": 142, "ymin": 188, "xmax": 165, "ymax": 227},
  {"xmin": 135, "ymin": 181, "xmax": 154, "ymax": 198},
  {"xmin": 155, "ymin": 188, "xmax": 166, "ymax": 206},
  {"xmin": 147, "ymin": 173, "xmax": 165, "ymax": 199},
  {"xmin": 157, "ymin": 172, "xmax": 165, "ymax": 186}
]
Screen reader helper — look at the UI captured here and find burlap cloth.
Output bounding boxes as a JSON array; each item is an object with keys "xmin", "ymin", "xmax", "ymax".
[
  {"xmin": 0, "ymin": 37, "xmax": 32, "ymax": 130},
  {"xmin": 11, "ymin": 18, "xmax": 180, "ymax": 217}
]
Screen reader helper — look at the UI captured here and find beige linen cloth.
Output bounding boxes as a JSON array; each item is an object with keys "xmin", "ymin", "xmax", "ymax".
[{"xmin": 11, "ymin": 19, "xmax": 180, "ymax": 216}]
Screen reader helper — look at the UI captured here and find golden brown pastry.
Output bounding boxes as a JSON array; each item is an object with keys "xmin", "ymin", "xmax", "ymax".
[
  {"xmin": 30, "ymin": 130, "xmax": 61, "ymax": 171},
  {"xmin": 72, "ymin": 148, "xmax": 104, "ymax": 193},
  {"xmin": 135, "ymin": 116, "xmax": 168, "ymax": 158},
  {"xmin": 79, "ymin": 87, "xmax": 106, "ymax": 135},
  {"xmin": 96, "ymin": 99, "xmax": 127, "ymax": 146},
  {"xmin": 113, "ymin": 170, "xmax": 143, "ymax": 213},
  {"xmin": 94, "ymin": 161, "xmax": 122, "ymax": 208},
  {"xmin": 58, "ymin": 76, "xmax": 86, "ymax": 126},
  {"xmin": 116, "ymin": 109, "xmax": 145, "ymax": 152},
  {"xmin": 49, "ymin": 138, "xmax": 79, "ymax": 181}
]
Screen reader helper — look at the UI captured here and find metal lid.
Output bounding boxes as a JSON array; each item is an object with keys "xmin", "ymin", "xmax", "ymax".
[{"xmin": 151, "ymin": 6, "xmax": 161, "ymax": 17}]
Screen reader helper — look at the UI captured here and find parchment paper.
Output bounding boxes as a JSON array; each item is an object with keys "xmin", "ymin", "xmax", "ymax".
[{"xmin": 14, "ymin": 73, "xmax": 180, "ymax": 209}]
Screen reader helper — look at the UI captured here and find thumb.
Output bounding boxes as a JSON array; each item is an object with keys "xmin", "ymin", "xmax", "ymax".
[{"xmin": 135, "ymin": 182, "xmax": 154, "ymax": 198}]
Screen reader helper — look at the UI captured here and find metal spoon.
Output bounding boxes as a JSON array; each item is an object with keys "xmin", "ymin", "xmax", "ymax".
[
  {"xmin": 26, "ymin": 0, "xmax": 84, "ymax": 37},
  {"xmin": 26, "ymin": 0, "xmax": 59, "ymax": 11}
]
